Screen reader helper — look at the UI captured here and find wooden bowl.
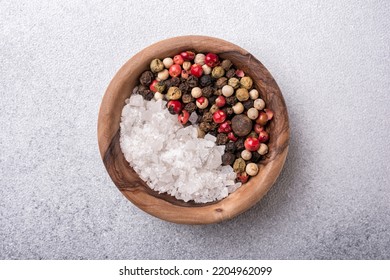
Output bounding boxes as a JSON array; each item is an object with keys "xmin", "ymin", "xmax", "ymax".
[{"xmin": 98, "ymin": 36, "xmax": 289, "ymax": 224}]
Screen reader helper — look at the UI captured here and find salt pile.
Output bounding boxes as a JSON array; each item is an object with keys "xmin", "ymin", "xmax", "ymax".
[{"xmin": 119, "ymin": 94, "xmax": 241, "ymax": 203}]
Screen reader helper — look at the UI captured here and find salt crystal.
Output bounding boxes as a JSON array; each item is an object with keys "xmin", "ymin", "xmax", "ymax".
[
  {"xmin": 128, "ymin": 94, "xmax": 144, "ymax": 107},
  {"xmin": 119, "ymin": 95, "xmax": 238, "ymax": 203},
  {"xmin": 189, "ymin": 112, "xmax": 198, "ymax": 124},
  {"xmin": 204, "ymin": 133, "xmax": 216, "ymax": 142}
]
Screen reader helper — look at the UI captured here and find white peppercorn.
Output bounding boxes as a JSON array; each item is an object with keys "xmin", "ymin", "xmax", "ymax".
[
  {"xmin": 247, "ymin": 108, "xmax": 259, "ymax": 120},
  {"xmin": 157, "ymin": 69, "xmax": 169, "ymax": 81},
  {"xmin": 222, "ymin": 85, "xmax": 234, "ymax": 97},
  {"xmin": 154, "ymin": 92, "xmax": 164, "ymax": 100},
  {"xmin": 202, "ymin": 64, "xmax": 211, "ymax": 75},
  {"xmin": 182, "ymin": 61, "xmax": 191, "ymax": 71},
  {"xmin": 163, "ymin": 57, "xmax": 173, "ymax": 68},
  {"xmin": 241, "ymin": 150, "xmax": 252, "ymax": 160},
  {"xmin": 257, "ymin": 143, "xmax": 268, "ymax": 155},
  {"xmin": 194, "ymin": 53, "xmax": 206, "ymax": 65},
  {"xmin": 246, "ymin": 163, "xmax": 259, "ymax": 176},
  {"xmin": 191, "ymin": 87, "xmax": 202, "ymax": 98},
  {"xmin": 254, "ymin": 98, "xmax": 265, "ymax": 110},
  {"xmin": 249, "ymin": 89, "xmax": 259, "ymax": 100},
  {"xmin": 232, "ymin": 102, "xmax": 244, "ymax": 114}
]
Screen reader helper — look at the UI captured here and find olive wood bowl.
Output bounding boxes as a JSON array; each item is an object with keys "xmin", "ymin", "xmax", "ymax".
[{"xmin": 98, "ymin": 35, "xmax": 289, "ymax": 224}]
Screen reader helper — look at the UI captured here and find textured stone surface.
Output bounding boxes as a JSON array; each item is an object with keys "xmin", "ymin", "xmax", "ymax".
[{"xmin": 1, "ymin": 0, "xmax": 389, "ymax": 259}]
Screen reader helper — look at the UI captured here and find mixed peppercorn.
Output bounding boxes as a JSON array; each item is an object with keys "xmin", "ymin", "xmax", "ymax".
[{"xmin": 132, "ymin": 51, "xmax": 273, "ymax": 183}]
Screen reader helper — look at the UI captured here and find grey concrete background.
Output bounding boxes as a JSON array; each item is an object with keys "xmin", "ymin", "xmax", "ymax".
[{"xmin": 1, "ymin": 0, "xmax": 389, "ymax": 259}]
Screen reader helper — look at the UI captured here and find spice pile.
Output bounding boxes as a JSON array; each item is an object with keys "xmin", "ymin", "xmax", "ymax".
[{"xmin": 132, "ymin": 51, "xmax": 273, "ymax": 184}]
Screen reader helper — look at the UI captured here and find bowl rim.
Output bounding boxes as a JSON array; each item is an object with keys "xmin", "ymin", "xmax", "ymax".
[{"xmin": 97, "ymin": 35, "xmax": 290, "ymax": 224}]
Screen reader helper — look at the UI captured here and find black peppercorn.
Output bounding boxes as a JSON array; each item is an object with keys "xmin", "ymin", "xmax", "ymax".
[
  {"xmin": 199, "ymin": 75, "xmax": 212, "ymax": 87},
  {"xmin": 184, "ymin": 102, "xmax": 197, "ymax": 113},
  {"xmin": 209, "ymin": 129, "xmax": 218, "ymax": 137},
  {"xmin": 216, "ymin": 133, "xmax": 229, "ymax": 145},
  {"xmin": 144, "ymin": 91, "xmax": 154, "ymax": 101},
  {"xmin": 208, "ymin": 95, "xmax": 217, "ymax": 105},
  {"xmin": 226, "ymin": 107, "xmax": 234, "ymax": 117},
  {"xmin": 225, "ymin": 142, "xmax": 236, "ymax": 153},
  {"xmin": 210, "ymin": 122, "xmax": 219, "ymax": 130},
  {"xmin": 215, "ymin": 77, "xmax": 228, "ymax": 88},
  {"xmin": 235, "ymin": 138, "xmax": 245, "ymax": 151},
  {"xmin": 179, "ymin": 82, "xmax": 190, "ymax": 94},
  {"xmin": 251, "ymin": 152, "xmax": 263, "ymax": 163},
  {"xmin": 182, "ymin": 94, "xmax": 194, "ymax": 103},
  {"xmin": 222, "ymin": 152, "xmax": 236, "ymax": 166},
  {"xmin": 214, "ymin": 89, "xmax": 222, "ymax": 96},
  {"xmin": 243, "ymin": 99, "xmax": 254, "ymax": 111},
  {"xmin": 197, "ymin": 108, "xmax": 207, "ymax": 115},
  {"xmin": 187, "ymin": 76, "xmax": 199, "ymax": 88},
  {"xmin": 139, "ymin": 71, "xmax": 154, "ymax": 86},
  {"xmin": 170, "ymin": 77, "xmax": 181, "ymax": 87},
  {"xmin": 225, "ymin": 68, "xmax": 236, "ymax": 79},
  {"xmin": 138, "ymin": 85, "xmax": 149, "ymax": 98},
  {"xmin": 226, "ymin": 96, "xmax": 237, "ymax": 106},
  {"xmin": 202, "ymin": 112, "xmax": 213, "ymax": 122},
  {"xmin": 202, "ymin": 86, "xmax": 214, "ymax": 98},
  {"xmin": 199, "ymin": 122, "xmax": 212, "ymax": 133}
]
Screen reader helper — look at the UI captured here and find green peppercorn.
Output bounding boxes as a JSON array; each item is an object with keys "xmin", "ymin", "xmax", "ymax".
[
  {"xmin": 236, "ymin": 88, "xmax": 249, "ymax": 102},
  {"xmin": 211, "ymin": 66, "xmax": 225, "ymax": 79},
  {"xmin": 150, "ymin": 59, "xmax": 164, "ymax": 73},
  {"xmin": 228, "ymin": 77, "xmax": 240, "ymax": 89},
  {"xmin": 240, "ymin": 76, "xmax": 253, "ymax": 89},
  {"xmin": 154, "ymin": 81, "xmax": 166, "ymax": 93},
  {"xmin": 233, "ymin": 158, "xmax": 246, "ymax": 172},
  {"xmin": 166, "ymin": 86, "xmax": 182, "ymax": 100}
]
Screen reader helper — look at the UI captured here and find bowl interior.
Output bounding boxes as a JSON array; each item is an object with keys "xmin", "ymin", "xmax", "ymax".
[{"xmin": 98, "ymin": 36, "xmax": 289, "ymax": 224}]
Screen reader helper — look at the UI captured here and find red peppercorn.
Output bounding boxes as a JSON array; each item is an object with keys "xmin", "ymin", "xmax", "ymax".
[
  {"xmin": 228, "ymin": 132, "xmax": 238, "ymax": 142},
  {"xmin": 169, "ymin": 64, "xmax": 182, "ymax": 77},
  {"xmin": 244, "ymin": 137, "xmax": 260, "ymax": 151},
  {"xmin": 190, "ymin": 64, "xmax": 203, "ymax": 77},
  {"xmin": 178, "ymin": 110, "xmax": 190, "ymax": 124},
  {"xmin": 254, "ymin": 124, "xmax": 264, "ymax": 134},
  {"xmin": 205, "ymin": 53, "xmax": 219, "ymax": 67},
  {"xmin": 264, "ymin": 108, "xmax": 274, "ymax": 120},
  {"xmin": 173, "ymin": 55, "xmax": 184, "ymax": 65},
  {"xmin": 213, "ymin": 110, "xmax": 227, "ymax": 124},
  {"xmin": 218, "ymin": 121, "xmax": 232, "ymax": 133},
  {"xmin": 255, "ymin": 111, "xmax": 268, "ymax": 126},
  {"xmin": 235, "ymin": 69, "xmax": 245, "ymax": 78},
  {"xmin": 149, "ymin": 79, "xmax": 158, "ymax": 92},
  {"xmin": 237, "ymin": 172, "xmax": 249, "ymax": 183},
  {"xmin": 180, "ymin": 51, "xmax": 195, "ymax": 61},
  {"xmin": 215, "ymin": 95, "xmax": 226, "ymax": 107},
  {"xmin": 258, "ymin": 130, "xmax": 269, "ymax": 143},
  {"xmin": 167, "ymin": 100, "xmax": 183, "ymax": 114}
]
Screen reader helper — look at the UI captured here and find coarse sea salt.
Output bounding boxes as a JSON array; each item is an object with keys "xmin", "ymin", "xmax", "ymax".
[{"xmin": 119, "ymin": 94, "xmax": 241, "ymax": 203}]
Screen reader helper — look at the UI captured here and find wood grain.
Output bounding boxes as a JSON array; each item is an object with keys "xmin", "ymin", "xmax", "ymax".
[{"xmin": 97, "ymin": 35, "xmax": 290, "ymax": 224}]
